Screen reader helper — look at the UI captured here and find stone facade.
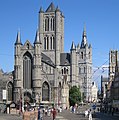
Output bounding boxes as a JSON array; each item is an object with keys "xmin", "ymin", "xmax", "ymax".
[{"xmin": 13, "ymin": 3, "xmax": 92, "ymax": 108}]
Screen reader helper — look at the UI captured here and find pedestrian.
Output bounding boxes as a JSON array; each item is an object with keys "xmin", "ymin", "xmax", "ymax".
[
  {"xmin": 52, "ymin": 108, "xmax": 57, "ymax": 120},
  {"xmin": 89, "ymin": 109, "xmax": 92, "ymax": 120},
  {"xmin": 112, "ymin": 107, "xmax": 115, "ymax": 116},
  {"xmin": 38, "ymin": 108, "xmax": 41, "ymax": 120},
  {"xmin": 85, "ymin": 109, "xmax": 88, "ymax": 117}
]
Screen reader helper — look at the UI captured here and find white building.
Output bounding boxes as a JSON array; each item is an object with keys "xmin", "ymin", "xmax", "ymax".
[{"xmin": 91, "ymin": 82, "xmax": 98, "ymax": 102}]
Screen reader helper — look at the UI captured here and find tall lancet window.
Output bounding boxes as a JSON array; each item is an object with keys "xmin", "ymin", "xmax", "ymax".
[
  {"xmin": 50, "ymin": 17, "xmax": 55, "ymax": 31},
  {"xmin": 23, "ymin": 52, "xmax": 32, "ymax": 89},
  {"xmin": 45, "ymin": 17, "xmax": 49, "ymax": 31},
  {"xmin": 42, "ymin": 82, "xmax": 49, "ymax": 101},
  {"xmin": 7, "ymin": 82, "xmax": 13, "ymax": 101}
]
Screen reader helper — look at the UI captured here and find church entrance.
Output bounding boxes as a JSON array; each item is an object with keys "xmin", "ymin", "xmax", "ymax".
[{"xmin": 24, "ymin": 92, "xmax": 33, "ymax": 103}]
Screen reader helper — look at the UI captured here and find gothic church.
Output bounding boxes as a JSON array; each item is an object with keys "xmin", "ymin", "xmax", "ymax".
[{"xmin": 13, "ymin": 3, "xmax": 92, "ymax": 109}]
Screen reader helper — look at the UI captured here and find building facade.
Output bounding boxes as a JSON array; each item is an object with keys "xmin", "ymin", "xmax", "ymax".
[
  {"xmin": 111, "ymin": 50, "xmax": 119, "ymax": 109},
  {"xmin": 91, "ymin": 82, "xmax": 98, "ymax": 102},
  {"xmin": 13, "ymin": 3, "xmax": 92, "ymax": 108}
]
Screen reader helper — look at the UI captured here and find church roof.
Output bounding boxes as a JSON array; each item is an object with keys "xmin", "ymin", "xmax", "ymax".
[
  {"xmin": 60, "ymin": 53, "xmax": 71, "ymax": 66},
  {"xmin": 41, "ymin": 53, "xmax": 55, "ymax": 67},
  {"xmin": 46, "ymin": 2, "xmax": 56, "ymax": 12}
]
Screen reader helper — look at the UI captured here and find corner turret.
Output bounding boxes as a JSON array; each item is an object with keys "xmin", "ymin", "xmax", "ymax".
[{"xmin": 15, "ymin": 31, "xmax": 22, "ymax": 45}]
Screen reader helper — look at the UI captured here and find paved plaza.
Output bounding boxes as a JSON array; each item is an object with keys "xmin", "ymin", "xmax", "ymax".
[{"xmin": 0, "ymin": 109, "xmax": 119, "ymax": 120}]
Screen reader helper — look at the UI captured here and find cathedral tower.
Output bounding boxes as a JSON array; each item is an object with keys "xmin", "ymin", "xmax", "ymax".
[
  {"xmin": 39, "ymin": 3, "xmax": 64, "ymax": 66},
  {"xmin": 78, "ymin": 26, "xmax": 92, "ymax": 102}
]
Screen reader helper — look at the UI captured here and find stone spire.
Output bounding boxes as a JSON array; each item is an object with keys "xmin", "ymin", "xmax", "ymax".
[
  {"xmin": 15, "ymin": 30, "xmax": 22, "ymax": 45},
  {"xmin": 81, "ymin": 25, "xmax": 88, "ymax": 48},
  {"xmin": 71, "ymin": 41, "xmax": 76, "ymax": 50},
  {"xmin": 34, "ymin": 29, "xmax": 41, "ymax": 44},
  {"xmin": 39, "ymin": 6, "xmax": 44, "ymax": 13},
  {"xmin": 56, "ymin": 6, "xmax": 60, "ymax": 12}
]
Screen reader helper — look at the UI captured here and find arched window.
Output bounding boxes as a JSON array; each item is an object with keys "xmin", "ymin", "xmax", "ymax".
[
  {"xmin": 51, "ymin": 18, "xmax": 53, "ymax": 31},
  {"xmin": 44, "ymin": 37, "xmax": 46, "ymax": 50},
  {"xmin": 89, "ymin": 52, "xmax": 90, "ymax": 59},
  {"xmin": 45, "ymin": 17, "xmax": 49, "ymax": 31},
  {"xmin": 67, "ymin": 69, "xmax": 68, "ymax": 74},
  {"xmin": 47, "ymin": 37, "xmax": 49, "ymax": 50},
  {"xmin": 53, "ymin": 36, "xmax": 55, "ymax": 49},
  {"xmin": 81, "ymin": 52, "xmax": 83, "ymax": 59},
  {"xmin": 53, "ymin": 18, "xmax": 55, "ymax": 31},
  {"xmin": 42, "ymin": 82, "xmax": 49, "ymax": 101},
  {"xmin": 50, "ymin": 17, "xmax": 55, "ymax": 31},
  {"xmin": 62, "ymin": 69, "xmax": 63, "ymax": 74},
  {"xmin": 7, "ymin": 82, "xmax": 13, "ymax": 101},
  {"xmin": 64, "ymin": 68, "xmax": 66, "ymax": 74},
  {"xmin": 23, "ymin": 52, "xmax": 32, "ymax": 89},
  {"xmin": 84, "ymin": 67, "xmax": 86, "ymax": 73},
  {"xmin": 50, "ymin": 37, "xmax": 52, "ymax": 50}
]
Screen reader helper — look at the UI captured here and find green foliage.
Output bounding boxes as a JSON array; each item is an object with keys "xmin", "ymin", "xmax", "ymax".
[{"xmin": 69, "ymin": 86, "xmax": 81, "ymax": 106}]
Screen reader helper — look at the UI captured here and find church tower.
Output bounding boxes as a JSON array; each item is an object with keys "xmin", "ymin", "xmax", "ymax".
[
  {"xmin": 39, "ymin": 3, "xmax": 64, "ymax": 66},
  {"xmin": 78, "ymin": 26, "xmax": 92, "ymax": 102},
  {"xmin": 14, "ymin": 31, "xmax": 22, "ymax": 101}
]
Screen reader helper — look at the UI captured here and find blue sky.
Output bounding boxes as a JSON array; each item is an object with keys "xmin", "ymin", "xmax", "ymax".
[{"xmin": 0, "ymin": 0, "xmax": 119, "ymax": 87}]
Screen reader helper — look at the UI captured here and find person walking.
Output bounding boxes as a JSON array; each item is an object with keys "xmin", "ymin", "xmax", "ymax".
[
  {"xmin": 52, "ymin": 108, "xmax": 57, "ymax": 120},
  {"xmin": 38, "ymin": 108, "xmax": 41, "ymax": 120},
  {"xmin": 85, "ymin": 109, "xmax": 88, "ymax": 117},
  {"xmin": 89, "ymin": 109, "xmax": 92, "ymax": 120}
]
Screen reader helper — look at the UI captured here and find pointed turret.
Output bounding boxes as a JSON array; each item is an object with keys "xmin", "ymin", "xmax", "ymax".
[
  {"xmin": 71, "ymin": 41, "xmax": 76, "ymax": 50},
  {"xmin": 46, "ymin": 2, "xmax": 55, "ymax": 12},
  {"xmin": 39, "ymin": 7, "xmax": 44, "ymax": 13},
  {"xmin": 15, "ymin": 31, "xmax": 22, "ymax": 45},
  {"xmin": 77, "ymin": 43, "xmax": 80, "ymax": 49},
  {"xmin": 89, "ymin": 44, "xmax": 92, "ymax": 48},
  {"xmin": 34, "ymin": 29, "xmax": 41, "ymax": 44},
  {"xmin": 81, "ymin": 25, "xmax": 88, "ymax": 48},
  {"xmin": 56, "ymin": 6, "xmax": 60, "ymax": 12}
]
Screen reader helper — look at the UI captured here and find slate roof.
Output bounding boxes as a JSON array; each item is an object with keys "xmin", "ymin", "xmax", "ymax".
[
  {"xmin": 41, "ymin": 53, "xmax": 55, "ymax": 67},
  {"xmin": 60, "ymin": 53, "xmax": 71, "ymax": 66}
]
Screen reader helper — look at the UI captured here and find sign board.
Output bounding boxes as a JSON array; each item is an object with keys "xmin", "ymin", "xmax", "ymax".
[{"xmin": 2, "ymin": 90, "xmax": 6, "ymax": 100}]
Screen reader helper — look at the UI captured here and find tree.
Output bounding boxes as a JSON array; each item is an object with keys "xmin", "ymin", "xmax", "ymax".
[{"xmin": 69, "ymin": 86, "xmax": 81, "ymax": 106}]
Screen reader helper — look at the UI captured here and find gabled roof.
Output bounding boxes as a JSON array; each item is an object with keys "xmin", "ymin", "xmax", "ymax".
[
  {"xmin": 60, "ymin": 53, "xmax": 71, "ymax": 66},
  {"xmin": 46, "ymin": 2, "xmax": 55, "ymax": 12}
]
